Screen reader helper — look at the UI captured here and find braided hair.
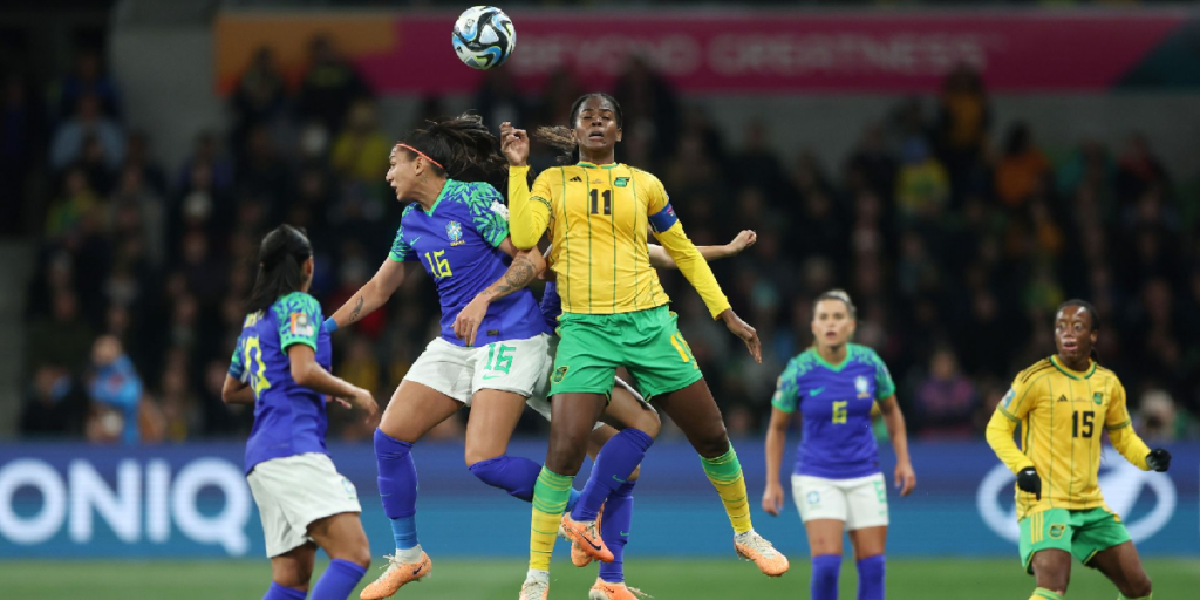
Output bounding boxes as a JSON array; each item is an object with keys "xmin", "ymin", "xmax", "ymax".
[{"xmin": 535, "ymin": 93, "xmax": 625, "ymax": 164}]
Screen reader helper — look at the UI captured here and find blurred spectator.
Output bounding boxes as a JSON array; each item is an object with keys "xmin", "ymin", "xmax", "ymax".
[
  {"xmin": 330, "ymin": 99, "xmax": 390, "ymax": 194},
  {"xmin": 995, "ymin": 122, "xmax": 1050, "ymax": 208},
  {"xmin": 50, "ymin": 93, "xmax": 125, "ymax": 171},
  {"xmin": 87, "ymin": 334, "xmax": 143, "ymax": 445},
  {"xmin": 913, "ymin": 347, "xmax": 978, "ymax": 438},
  {"xmin": 177, "ymin": 131, "xmax": 235, "ymax": 195},
  {"xmin": 894, "ymin": 139, "xmax": 949, "ymax": 223},
  {"xmin": 474, "ymin": 68, "xmax": 531, "ymax": 135},
  {"xmin": 1136, "ymin": 389, "xmax": 1184, "ymax": 443},
  {"xmin": 122, "ymin": 131, "xmax": 168, "ymax": 196},
  {"xmin": 20, "ymin": 365, "xmax": 86, "ymax": 438},
  {"xmin": 1115, "ymin": 133, "xmax": 1169, "ymax": 202},
  {"xmin": 27, "ymin": 290, "xmax": 94, "ymax": 375},
  {"xmin": 1, "ymin": 74, "xmax": 46, "ymax": 235},
  {"xmin": 297, "ymin": 34, "xmax": 372, "ymax": 134},
  {"xmin": 934, "ymin": 64, "xmax": 991, "ymax": 200},
  {"xmin": 230, "ymin": 46, "xmax": 289, "ymax": 155},
  {"xmin": 54, "ymin": 48, "xmax": 122, "ymax": 122},
  {"xmin": 613, "ymin": 55, "xmax": 680, "ymax": 160},
  {"xmin": 730, "ymin": 119, "xmax": 788, "ymax": 196}
]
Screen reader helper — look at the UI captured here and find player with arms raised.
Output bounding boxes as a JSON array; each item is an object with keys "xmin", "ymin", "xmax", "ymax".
[
  {"xmin": 223, "ymin": 224, "xmax": 379, "ymax": 600},
  {"xmin": 763, "ymin": 290, "xmax": 915, "ymax": 600},
  {"xmin": 504, "ymin": 93, "xmax": 787, "ymax": 600},
  {"xmin": 986, "ymin": 300, "xmax": 1172, "ymax": 600}
]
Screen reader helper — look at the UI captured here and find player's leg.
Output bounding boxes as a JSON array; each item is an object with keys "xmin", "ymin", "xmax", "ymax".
[
  {"xmin": 1075, "ymin": 508, "xmax": 1150, "ymax": 599},
  {"xmin": 265, "ymin": 544, "xmax": 316, "ymax": 600},
  {"xmin": 307, "ymin": 512, "xmax": 372, "ymax": 600},
  {"xmin": 1020, "ymin": 509, "xmax": 1074, "ymax": 600},
  {"xmin": 574, "ymin": 378, "xmax": 660, "ymax": 523},
  {"xmin": 794, "ymin": 474, "xmax": 847, "ymax": 600},
  {"xmin": 845, "ymin": 473, "xmax": 889, "ymax": 600}
]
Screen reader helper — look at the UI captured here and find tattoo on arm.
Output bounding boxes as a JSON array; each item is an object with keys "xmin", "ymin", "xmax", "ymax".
[
  {"xmin": 492, "ymin": 256, "xmax": 537, "ymax": 297},
  {"xmin": 348, "ymin": 295, "xmax": 365, "ymax": 323}
]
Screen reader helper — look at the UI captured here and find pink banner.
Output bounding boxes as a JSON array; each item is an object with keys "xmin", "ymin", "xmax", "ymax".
[{"xmin": 217, "ymin": 11, "xmax": 1189, "ymax": 94}]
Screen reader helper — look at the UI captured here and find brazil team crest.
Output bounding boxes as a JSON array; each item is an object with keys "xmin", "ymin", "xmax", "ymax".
[
  {"xmin": 446, "ymin": 220, "xmax": 464, "ymax": 246},
  {"xmin": 855, "ymin": 375, "xmax": 870, "ymax": 398}
]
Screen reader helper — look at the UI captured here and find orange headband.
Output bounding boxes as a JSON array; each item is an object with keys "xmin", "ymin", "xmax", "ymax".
[{"xmin": 395, "ymin": 143, "xmax": 444, "ymax": 171}]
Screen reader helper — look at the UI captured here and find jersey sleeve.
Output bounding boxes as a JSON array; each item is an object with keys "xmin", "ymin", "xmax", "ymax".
[
  {"xmin": 1105, "ymin": 379, "xmax": 1151, "ymax": 470},
  {"xmin": 276, "ymin": 293, "xmax": 321, "ymax": 352},
  {"xmin": 642, "ymin": 172, "xmax": 731, "ymax": 318},
  {"xmin": 388, "ymin": 206, "xmax": 419, "ymax": 262},
  {"xmin": 771, "ymin": 359, "xmax": 802, "ymax": 413},
  {"xmin": 998, "ymin": 372, "xmax": 1040, "ymax": 422},
  {"xmin": 509, "ymin": 165, "xmax": 553, "ymax": 250},
  {"xmin": 228, "ymin": 332, "xmax": 247, "ymax": 381},
  {"xmin": 868, "ymin": 349, "xmax": 896, "ymax": 399},
  {"xmin": 465, "ymin": 182, "xmax": 510, "ymax": 248}
]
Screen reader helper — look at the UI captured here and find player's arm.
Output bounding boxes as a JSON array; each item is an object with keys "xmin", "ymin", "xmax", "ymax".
[
  {"xmin": 648, "ymin": 230, "xmax": 756, "ymax": 269},
  {"xmin": 285, "ymin": 297, "xmax": 378, "ymax": 418},
  {"xmin": 1104, "ymin": 381, "xmax": 1162, "ymax": 471},
  {"xmin": 763, "ymin": 363, "xmax": 800, "ymax": 516},
  {"xmin": 222, "ymin": 335, "xmax": 254, "ymax": 404},
  {"xmin": 326, "ymin": 229, "xmax": 410, "ymax": 332},
  {"xmin": 501, "ymin": 123, "xmax": 550, "ymax": 250},
  {"xmin": 871, "ymin": 351, "xmax": 915, "ymax": 495},
  {"xmin": 985, "ymin": 376, "xmax": 1039, "ymax": 473}
]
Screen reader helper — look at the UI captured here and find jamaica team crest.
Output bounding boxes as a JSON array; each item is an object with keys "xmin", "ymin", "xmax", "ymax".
[{"xmin": 446, "ymin": 220, "xmax": 464, "ymax": 246}]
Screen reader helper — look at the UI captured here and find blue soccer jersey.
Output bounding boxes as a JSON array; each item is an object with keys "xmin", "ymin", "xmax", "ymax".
[
  {"xmin": 540, "ymin": 280, "xmax": 563, "ymax": 331},
  {"xmin": 229, "ymin": 292, "xmax": 333, "ymax": 473},
  {"xmin": 772, "ymin": 344, "xmax": 896, "ymax": 479},
  {"xmin": 389, "ymin": 179, "xmax": 548, "ymax": 346}
]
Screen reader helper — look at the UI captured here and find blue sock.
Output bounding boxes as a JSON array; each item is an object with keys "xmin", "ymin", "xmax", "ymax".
[
  {"xmin": 263, "ymin": 582, "xmax": 306, "ymax": 600},
  {"xmin": 572, "ymin": 429, "xmax": 653, "ymax": 521},
  {"xmin": 811, "ymin": 554, "xmax": 841, "ymax": 600},
  {"xmin": 598, "ymin": 481, "xmax": 635, "ymax": 583},
  {"xmin": 311, "ymin": 559, "xmax": 367, "ymax": 600},
  {"xmin": 857, "ymin": 554, "xmax": 885, "ymax": 600},
  {"xmin": 469, "ymin": 455, "xmax": 581, "ymax": 511},
  {"xmin": 374, "ymin": 429, "xmax": 418, "ymax": 552}
]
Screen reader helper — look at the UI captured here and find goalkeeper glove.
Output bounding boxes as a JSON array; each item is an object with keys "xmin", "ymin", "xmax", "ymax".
[
  {"xmin": 1146, "ymin": 449, "xmax": 1171, "ymax": 472},
  {"xmin": 1016, "ymin": 467, "xmax": 1042, "ymax": 500}
]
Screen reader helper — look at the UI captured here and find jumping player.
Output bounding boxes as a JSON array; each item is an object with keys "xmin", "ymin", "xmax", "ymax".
[
  {"xmin": 503, "ymin": 94, "xmax": 788, "ymax": 600},
  {"xmin": 986, "ymin": 300, "xmax": 1172, "ymax": 600},
  {"xmin": 223, "ymin": 224, "xmax": 379, "ymax": 600},
  {"xmin": 764, "ymin": 289, "xmax": 916, "ymax": 600}
]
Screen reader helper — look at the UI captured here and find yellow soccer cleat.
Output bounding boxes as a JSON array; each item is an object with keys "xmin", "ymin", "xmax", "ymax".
[
  {"xmin": 588, "ymin": 578, "xmax": 652, "ymax": 600},
  {"xmin": 560, "ymin": 513, "xmax": 614, "ymax": 563},
  {"xmin": 734, "ymin": 530, "xmax": 789, "ymax": 577},
  {"xmin": 359, "ymin": 552, "xmax": 431, "ymax": 600}
]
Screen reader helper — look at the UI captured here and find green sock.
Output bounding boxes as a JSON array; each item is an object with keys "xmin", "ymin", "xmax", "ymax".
[
  {"xmin": 700, "ymin": 445, "xmax": 752, "ymax": 535},
  {"xmin": 1031, "ymin": 588, "xmax": 1063, "ymax": 600},
  {"xmin": 529, "ymin": 467, "xmax": 572, "ymax": 571}
]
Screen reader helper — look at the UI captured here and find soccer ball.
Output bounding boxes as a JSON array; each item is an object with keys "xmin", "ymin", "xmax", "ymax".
[{"xmin": 452, "ymin": 6, "xmax": 516, "ymax": 70}]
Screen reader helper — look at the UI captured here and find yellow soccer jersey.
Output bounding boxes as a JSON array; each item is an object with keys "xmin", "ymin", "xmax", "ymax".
[
  {"xmin": 985, "ymin": 356, "xmax": 1152, "ymax": 519},
  {"xmin": 509, "ymin": 162, "xmax": 730, "ymax": 317}
]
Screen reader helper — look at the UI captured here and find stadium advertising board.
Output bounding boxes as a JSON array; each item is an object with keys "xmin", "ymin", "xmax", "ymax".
[
  {"xmin": 1, "ymin": 442, "xmax": 1195, "ymax": 558},
  {"xmin": 214, "ymin": 10, "xmax": 1196, "ymax": 95}
]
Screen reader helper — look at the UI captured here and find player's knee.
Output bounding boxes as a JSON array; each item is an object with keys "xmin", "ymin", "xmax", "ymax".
[
  {"xmin": 545, "ymin": 445, "xmax": 584, "ymax": 476},
  {"xmin": 630, "ymin": 409, "xmax": 661, "ymax": 439},
  {"xmin": 463, "ymin": 445, "xmax": 500, "ymax": 467},
  {"xmin": 346, "ymin": 546, "xmax": 372, "ymax": 570},
  {"xmin": 692, "ymin": 425, "xmax": 730, "ymax": 459},
  {"xmin": 1125, "ymin": 572, "xmax": 1151, "ymax": 598},
  {"xmin": 627, "ymin": 465, "xmax": 642, "ymax": 483},
  {"xmin": 273, "ymin": 564, "xmax": 311, "ymax": 589}
]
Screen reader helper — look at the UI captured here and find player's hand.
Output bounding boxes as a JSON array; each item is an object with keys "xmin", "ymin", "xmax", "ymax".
[
  {"xmin": 455, "ymin": 295, "xmax": 490, "ymax": 347},
  {"xmin": 500, "ymin": 122, "xmax": 529, "ymax": 167},
  {"xmin": 721, "ymin": 309, "xmax": 762, "ymax": 363},
  {"xmin": 326, "ymin": 395, "xmax": 352, "ymax": 410},
  {"xmin": 1016, "ymin": 467, "xmax": 1042, "ymax": 500},
  {"xmin": 762, "ymin": 482, "xmax": 785, "ymax": 517},
  {"xmin": 895, "ymin": 460, "xmax": 917, "ymax": 497},
  {"xmin": 727, "ymin": 230, "xmax": 757, "ymax": 255},
  {"xmin": 349, "ymin": 386, "xmax": 379, "ymax": 421},
  {"xmin": 1146, "ymin": 448, "xmax": 1171, "ymax": 472}
]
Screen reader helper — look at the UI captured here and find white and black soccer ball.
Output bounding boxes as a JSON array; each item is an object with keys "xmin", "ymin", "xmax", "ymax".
[{"xmin": 452, "ymin": 6, "xmax": 516, "ymax": 70}]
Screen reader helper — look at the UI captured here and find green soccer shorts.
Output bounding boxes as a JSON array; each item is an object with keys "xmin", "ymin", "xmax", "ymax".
[
  {"xmin": 1019, "ymin": 507, "xmax": 1132, "ymax": 574},
  {"xmin": 550, "ymin": 305, "xmax": 703, "ymax": 399}
]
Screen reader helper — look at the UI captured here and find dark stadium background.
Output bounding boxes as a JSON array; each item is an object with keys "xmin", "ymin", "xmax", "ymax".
[{"xmin": 0, "ymin": 1, "xmax": 1197, "ymax": 599}]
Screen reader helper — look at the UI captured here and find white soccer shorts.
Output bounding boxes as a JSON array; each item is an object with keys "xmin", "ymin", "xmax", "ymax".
[
  {"xmin": 246, "ymin": 453, "xmax": 362, "ymax": 557},
  {"xmin": 791, "ymin": 472, "xmax": 889, "ymax": 530},
  {"xmin": 402, "ymin": 333, "xmax": 553, "ymax": 404}
]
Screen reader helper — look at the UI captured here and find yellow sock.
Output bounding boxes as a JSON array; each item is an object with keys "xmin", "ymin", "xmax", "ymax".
[
  {"xmin": 529, "ymin": 467, "xmax": 572, "ymax": 571},
  {"xmin": 700, "ymin": 445, "xmax": 752, "ymax": 534},
  {"xmin": 1031, "ymin": 587, "xmax": 1063, "ymax": 600}
]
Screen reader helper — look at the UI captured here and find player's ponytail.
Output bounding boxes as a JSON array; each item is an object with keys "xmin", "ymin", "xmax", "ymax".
[
  {"xmin": 398, "ymin": 114, "xmax": 508, "ymax": 193},
  {"xmin": 246, "ymin": 224, "xmax": 313, "ymax": 314},
  {"xmin": 535, "ymin": 93, "xmax": 624, "ymax": 165}
]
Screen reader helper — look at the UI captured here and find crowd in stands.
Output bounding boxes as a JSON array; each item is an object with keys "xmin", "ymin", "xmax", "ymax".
[{"xmin": 10, "ymin": 38, "xmax": 1200, "ymax": 445}]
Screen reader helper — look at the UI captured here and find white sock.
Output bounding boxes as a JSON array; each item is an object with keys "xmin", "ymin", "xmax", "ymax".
[
  {"xmin": 525, "ymin": 569, "xmax": 549, "ymax": 584},
  {"xmin": 396, "ymin": 543, "xmax": 423, "ymax": 564}
]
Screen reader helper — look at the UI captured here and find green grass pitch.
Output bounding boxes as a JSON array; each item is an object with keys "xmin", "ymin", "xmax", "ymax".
[{"xmin": 4, "ymin": 557, "xmax": 1197, "ymax": 599}]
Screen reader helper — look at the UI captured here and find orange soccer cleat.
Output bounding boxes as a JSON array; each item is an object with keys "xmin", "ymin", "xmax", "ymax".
[
  {"xmin": 569, "ymin": 504, "xmax": 605, "ymax": 567},
  {"xmin": 588, "ymin": 578, "xmax": 652, "ymax": 600},
  {"xmin": 560, "ymin": 513, "xmax": 613, "ymax": 563},
  {"xmin": 734, "ymin": 530, "xmax": 789, "ymax": 577},
  {"xmin": 359, "ymin": 552, "xmax": 431, "ymax": 600}
]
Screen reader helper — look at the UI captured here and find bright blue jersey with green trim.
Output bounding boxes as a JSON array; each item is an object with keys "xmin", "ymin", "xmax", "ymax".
[
  {"xmin": 772, "ymin": 344, "xmax": 895, "ymax": 479},
  {"xmin": 389, "ymin": 179, "xmax": 547, "ymax": 346},
  {"xmin": 228, "ymin": 292, "xmax": 332, "ymax": 473}
]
